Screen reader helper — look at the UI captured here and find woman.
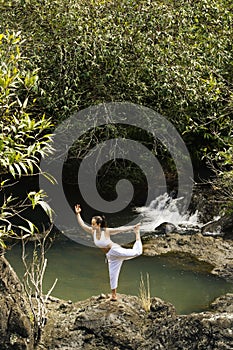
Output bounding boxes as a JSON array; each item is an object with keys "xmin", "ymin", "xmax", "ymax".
[{"xmin": 75, "ymin": 204, "xmax": 143, "ymax": 301}]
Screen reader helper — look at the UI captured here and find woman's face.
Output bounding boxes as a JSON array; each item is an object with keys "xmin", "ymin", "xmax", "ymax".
[{"xmin": 91, "ymin": 218, "xmax": 100, "ymax": 229}]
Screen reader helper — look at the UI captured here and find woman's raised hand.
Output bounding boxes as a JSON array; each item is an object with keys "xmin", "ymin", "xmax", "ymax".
[{"xmin": 75, "ymin": 204, "xmax": 81, "ymax": 214}]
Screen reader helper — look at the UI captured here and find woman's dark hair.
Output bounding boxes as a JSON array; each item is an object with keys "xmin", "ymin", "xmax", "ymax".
[{"xmin": 92, "ymin": 215, "xmax": 107, "ymax": 228}]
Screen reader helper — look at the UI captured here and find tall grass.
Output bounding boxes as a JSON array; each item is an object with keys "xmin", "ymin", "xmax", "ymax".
[{"xmin": 138, "ymin": 272, "xmax": 151, "ymax": 312}]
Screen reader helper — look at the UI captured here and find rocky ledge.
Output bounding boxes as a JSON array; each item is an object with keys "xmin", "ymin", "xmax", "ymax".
[
  {"xmin": 37, "ymin": 293, "xmax": 233, "ymax": 350},
  {"xmin": 141, "ymin": 233, "xmax": 233, "ymax": 283}
]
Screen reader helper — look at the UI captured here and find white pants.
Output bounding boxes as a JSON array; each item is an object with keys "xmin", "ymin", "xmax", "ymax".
[{"xmin": 106, "ymin": 240, "xmax": 143, "ymax": 290}]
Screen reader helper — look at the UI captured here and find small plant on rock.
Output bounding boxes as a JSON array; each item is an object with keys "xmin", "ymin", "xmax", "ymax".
[{"xmin": 138, "ymin": 272, "xmax": 151, "ymax": 312}]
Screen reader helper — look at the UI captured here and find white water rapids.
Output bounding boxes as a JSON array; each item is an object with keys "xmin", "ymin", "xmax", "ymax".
[{"xmin": 136, "ymin": 193, "xmax": 201, "ymax": 233}]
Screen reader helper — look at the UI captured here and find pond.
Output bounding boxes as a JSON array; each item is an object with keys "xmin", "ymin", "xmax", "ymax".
[{"xmin": 6, "ymin": 235, "xmax": 233, "ymax": 315}]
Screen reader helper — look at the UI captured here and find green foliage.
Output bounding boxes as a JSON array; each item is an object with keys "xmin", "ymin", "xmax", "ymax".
[
  {"xmin": 0, "ymin": 0, "xmax": 232, "ymax": 196},
  {"xmin": 0, "ymin": 30, "xmax": 55, "ymax": 341},
  {"xmin": 0, "ymin": 31, "xmax": 53, "ymax": 176},
  {"xmin": 0, "ymin": 31, "xmax": 54, "ymax": 247},
  {"xmin": 211, "ymin": 144, "xmax": 233, "ymax": 204},
  {"xmin": 0, "ymin": 114, "xmax": 52, "ymax": 177},
  {"xmin": 1, "ymin": 0, "xmax": 232, "ymax": 156}
]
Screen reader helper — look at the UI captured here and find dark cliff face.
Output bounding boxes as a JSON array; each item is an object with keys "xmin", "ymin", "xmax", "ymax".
[
  {"xmin": 38, "ymin": 293, "xmax": 233, "ymax": 350},
  {"xmin": 0, "ymin": 256, "xmax": 35, "ymax": 350}
]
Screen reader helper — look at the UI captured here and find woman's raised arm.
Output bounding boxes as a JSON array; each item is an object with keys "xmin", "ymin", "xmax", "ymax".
[{"xmin": 75, "ymin": 204, "xmax": 92, "ymax": 234}]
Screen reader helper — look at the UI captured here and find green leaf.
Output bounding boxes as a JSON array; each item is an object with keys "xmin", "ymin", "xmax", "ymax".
[{"xmin": 38, "ymin": 201, "xmax": 53, "ymax": 221}]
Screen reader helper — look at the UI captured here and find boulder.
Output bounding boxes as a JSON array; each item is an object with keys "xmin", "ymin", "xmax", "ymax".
[
  {"xmin": 154, "ymin": 222, "xmax": 178, "ymax": 235},
  {"xmin": 140, "ymin": 223, "xmax": 177, "ymax": 243},
  {"xmin": 0, "ymin": 255, "xmax": 35, "ymax": 350},
  {"xmin": 201, "ymin": 213, "xmax": 233, "ymax": 239}
]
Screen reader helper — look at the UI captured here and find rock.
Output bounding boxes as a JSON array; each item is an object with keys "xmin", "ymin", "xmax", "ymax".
[
  {"xmin": 0, "ymin": 255, "xmax": 35, "ymax": 350},
  {"xmin": 37, "ymin": 293, "xmax": 233, "ymax": 350},
  {"xmin": 141, "ymin": 223, "xmax": 177, "ymax": 243},
  {"xmin": 154, "ymin": 222, "xmax": 178, "ymax": 235},
  {"xmin": 189, "ymin": 184, "xmax": 233, "ymax": 238},
  {"xmin": 142, "ymin": 233, "xmax": 233, "ymax": 282},
  {"xmin": 211, "ymin": 293, "xmax": 233, "ymax": 313},
  {"xmin": 201, "ymin": 213, "xmax": 233, "ymax": 239},
  {"xmin": 151, "ymin": 308, "xmax": 233, "ymax": 350}
]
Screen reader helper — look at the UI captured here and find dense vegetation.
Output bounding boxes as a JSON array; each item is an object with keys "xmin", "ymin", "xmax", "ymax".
[
  {"xmin": 0, "ymin": 0, "xmax": 232, "ymax": 229},
  {"xmin": 0, "ymin": 31, "xmax": 53, "ymax": 246}
]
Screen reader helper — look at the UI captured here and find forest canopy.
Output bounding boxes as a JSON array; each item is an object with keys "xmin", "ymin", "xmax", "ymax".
[{"xmin": 0, "ymin": 0, "xmax": 232, "ymax": 209}]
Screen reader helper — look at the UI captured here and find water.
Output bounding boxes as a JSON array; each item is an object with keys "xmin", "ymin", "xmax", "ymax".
[
  {"xmin": 136, "ymin": 193, "xmax": 200, "ymax": 233},
  {"xmin": 6, "ymin": 237, "xmax": 233, "ymax": 315},
  {"xmin": 6, "ymin": 194, "xmax": 233, "ymax": 315}
]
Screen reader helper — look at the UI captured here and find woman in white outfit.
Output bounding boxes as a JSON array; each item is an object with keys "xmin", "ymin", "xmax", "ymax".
[{"xmin": 75, "ymin": 204, "xmax": 143, "ymax": 301}]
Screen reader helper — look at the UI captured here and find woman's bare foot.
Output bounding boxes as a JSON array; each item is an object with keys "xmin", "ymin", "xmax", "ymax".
[
  {"xmin": 110, "ymin": 289, "xmax": 117, "ymax": 301},
  {"xmin": 110, "ymin": 295, "xmax": 117, "ymax": 301}
]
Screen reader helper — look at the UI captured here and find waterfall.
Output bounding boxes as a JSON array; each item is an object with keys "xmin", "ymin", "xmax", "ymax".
[{"xmin": 135, "ymin": 193, "xmax": 200, "ymax": 233}]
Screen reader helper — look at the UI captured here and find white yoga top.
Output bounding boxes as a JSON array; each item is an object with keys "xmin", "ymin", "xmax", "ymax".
[{"xmin": 93, "ymin": 230, "xmax": 112, "ymax": 248}]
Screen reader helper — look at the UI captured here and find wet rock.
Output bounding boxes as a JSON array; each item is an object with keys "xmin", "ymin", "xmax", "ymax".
[
  {"xmin": 154, "ymin": 222, "xmax": 178, "ymax": 235},
  {"xmin": 142, "ymin": 233, "xmax": 233, "ymax": 282},
  {"xmin": 0, "ymin": 256, "xmax": 35, "ymax": 350},
  {"xmin": 37, "ymin": 293, "xmax": 233, "ymax": 350},
  {"xmin": 141, "ymin": 223, "xmax": 177, "ymax": 243},
  {"xmin": 177, "ymin": 224, "xmax": 200, "ymax": 235},
  {"xmin": 201, "ymin": 213, "xmax": 233, "ymax": 239}
]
